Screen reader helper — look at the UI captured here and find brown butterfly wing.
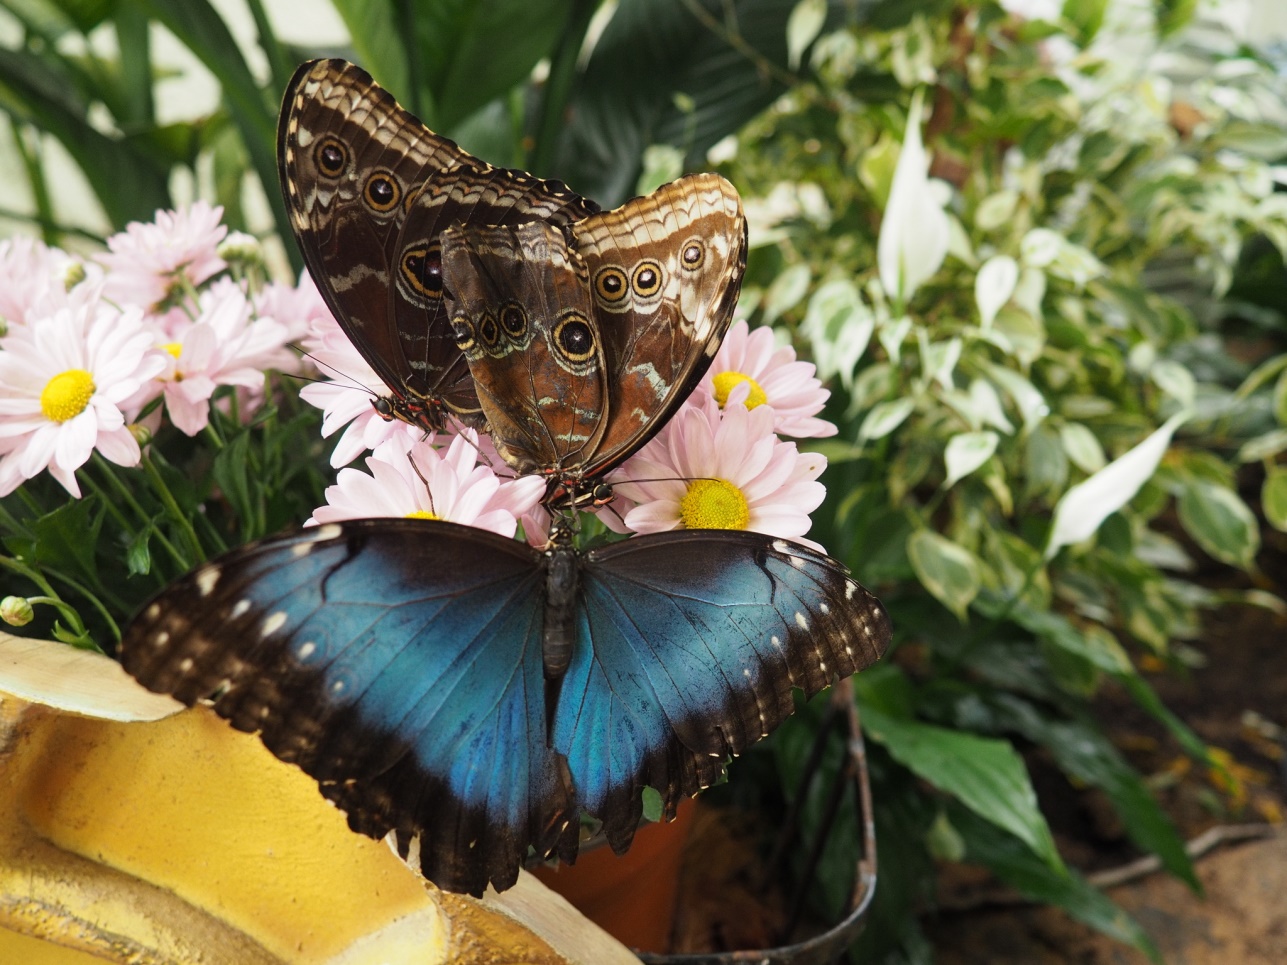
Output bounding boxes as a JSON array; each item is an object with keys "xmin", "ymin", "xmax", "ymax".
[
  {"xmin": 392, "ymin": 166, "xmax": 599, "ymax": 427},
  {"xmin": 573, "ymin": 172, "xmax": 747, "ymax": 475},
  {"xmin": 278, "ymin": 59, "xmax": 598, "ymax": 430},
  {"xmin": 441, "ymin": 173, "xmax": 746, "ymax": 483},
  {"xmin": 442, "ymin": 221, "xmax": 608, "ymax": 475}
]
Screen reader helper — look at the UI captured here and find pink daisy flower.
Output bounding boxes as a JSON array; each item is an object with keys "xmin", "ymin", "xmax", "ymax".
[
  {"xmin": 99, "ymin": 201, "xmax": 228, "ymax": 312},
  {"xmin": 0, "ymin": 236, "xmax": 93, "ymax": 328},
  {"xmin": 255, "ymin": 270, "xmax": 334, "ymax": 345},
  {"xmin": 700, "ymin": 319, "xmax": 836, "ymax": 438},
  {"xmin": 604, "ymin": 397, "xmax": 828, "ymax": 550},
  {"xmin": 298, "ymin": 321, "xmax": 424, "ymax": 466},
  {"xmin": 0, "ymin": 300, "xmax": 167, "ymax": 497},
  {"xmin": 308, "ymin": 430, "xmax": 546, "ymax": 538},
  {"xmin": 152, "ymin": 279, "xmax": 297, "ymax": 435}
]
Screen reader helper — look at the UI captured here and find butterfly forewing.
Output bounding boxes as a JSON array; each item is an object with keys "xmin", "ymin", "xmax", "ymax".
[{"xmin": 278, "ymin": 59, "xmax": 599, "ymax": 431}]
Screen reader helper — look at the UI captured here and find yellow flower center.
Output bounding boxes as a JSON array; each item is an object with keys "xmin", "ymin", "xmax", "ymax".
[
  {"xmin": 39, "ymin": 368, "xmax": 95, "ymax": 423},
  {"xmin": 405, "ymin": 510, "xmax": 440, "ymax": 521},
  {"xmin": 162, "ymin": 342, "xmax": 183, "ymax": 359},
  {"xmin": 679, "ymin": 478, "xmax": 750, "ymax": 530},
  {"xmin": 711, "ymin": 371, "xmax": 768, "ymax": 409}
]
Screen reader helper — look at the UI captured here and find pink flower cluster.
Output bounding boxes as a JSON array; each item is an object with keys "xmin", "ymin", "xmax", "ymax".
[
  {"xmin": 1, "ymin": 201, "xmax": 837, "ymax": 548},
  {"xmin": 0, "ymin": 203, "xmax": 307, "ymax": 497},
  {"xmin": 304, "ymin": 310, "xmax": 838, "ymax": 548},
  {"xmin": 604, "ymin": 320, "xmax": 836, "ymax": 550}
]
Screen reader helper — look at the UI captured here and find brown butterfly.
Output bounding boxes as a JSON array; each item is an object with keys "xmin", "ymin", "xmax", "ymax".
[
  {"xmin": 278, "ymin": 59, "xmax": 599, "ymax": 432},
  {"xmin": 442, "ymin": 172, "xmax": 747, "ymax": 502}
]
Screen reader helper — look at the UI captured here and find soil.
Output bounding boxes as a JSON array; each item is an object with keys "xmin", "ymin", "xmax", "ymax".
[{"xmin": 926, "ymin": 525, "xmax": 1287, "ymax": 961}]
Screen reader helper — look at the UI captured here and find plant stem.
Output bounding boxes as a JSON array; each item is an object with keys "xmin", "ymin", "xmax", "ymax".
[
  {"xmin": 85, "ymin": 456, "xmax": 188, "ymax": 572},
  {"xmin": 137, "ymin": 453, "xmax": 205, "ymax": 566}
]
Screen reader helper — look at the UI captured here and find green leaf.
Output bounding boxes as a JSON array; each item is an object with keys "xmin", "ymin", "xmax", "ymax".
[
  {"xmin": 0, "ymin": 48, "xmax": 171, "ymax": 226},
  {"xmin": 906, "ymin": 530, "xmax": 980, "ymax": 620},
  {"xmin": 136, "ymin": 0, "xmax": 293, "ymax": 262},
  {"xmin": 859, "ymin": 397, "xmax": 915, "ymax": 442},
  {"xmin": 1177, "ymin": 479, "xmax": 1260, "ymax": 570},
  {"xmin": 640, "ymin": 785, "xmax": 664, "ymax": 823},
  {"xmin": 989, "ymin": 695, "xmax": 1197, "ymax": 889},
  {"xmin": 950, "ymin": 804, "xmax": 1159, "ymax": 959},
  {"xmin": 415, "ymin": 0, "xmax": 574, "ymax": 133},
  {"xmin": 553, "ymin": 0, "xmax": 838, "ymax": 204},
  {"xmin": 1059, "ymin": 421, "xmax": 1106, "ymax": 473},
  {"xmin": 1263, "ymin": 468, "xmax": 1287, "ymax": 533},
  {"xmin": 943, "ymin": 430, "xmax": 998, "ymax": 488},
  {"xmin": 31, "ymin": 498, "xmax": 103, "ymax": 586},
  {"xmin": 328, "ymin": 0, "xmax": 409, "ymax": 103},
  {"xmin": 862, "ymin": 704, "xmax": 1064, "ymax": 873}
]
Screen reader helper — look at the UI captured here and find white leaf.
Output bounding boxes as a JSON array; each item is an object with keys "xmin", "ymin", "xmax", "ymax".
[
  {"xmin": 786, "ymin": 0, "xmax": 827, "ymax": 70},
  {"xmin": 968, "ymin": 378, "xmax": 1014, "ymax": 433},
  {"xmin": 1059, "ymin": 422, "xmax": 1106, "ymax": 473},
  {"xmin": 944, "ymin": 431, "xmax": 1000, "ymax": 488},
  {"xmin": 1020, "ymin": 227, "xmax": 1062, "ymax": 267},
  {"xmin": 975, "ymin": 255, "xmax": 1019, "ymax": 330},
  {"xmin": 1151, "ymin": 360, "xmax": 1196, "ymax": 409},
  {"xmin": 984, "ymin": 363, "xmax": 1050, "ymax": 431},
  {"xmin": 877, "ymin": 89, "xmax": 949, "ymax": 306},
  {"xmin": 859, "ymin": 397, "xmax": 916, "ymax": 442},
  {"xmin": 922, "ymin": 336, "xmax": 962, "ymax": 390},
  {"xmin": 1046, "ymin": 413, "xmax": 1189, "ymax": 559},
  {"xmin": 1012, "ymin": 267, "xmax": 1046, "ymax": 318}
]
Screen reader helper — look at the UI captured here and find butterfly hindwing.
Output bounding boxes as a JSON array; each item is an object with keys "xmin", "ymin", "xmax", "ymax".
[
  {"xmin": 441, "ymin": 172, "xmax": 746, "ymax": 486},
  {"xmin": 443, "ymin": 220, "xmax": 609, "ymax": 475},
  {"xmin": 278, "ymin": 59, "xmax": 598, "ymax": 430}
]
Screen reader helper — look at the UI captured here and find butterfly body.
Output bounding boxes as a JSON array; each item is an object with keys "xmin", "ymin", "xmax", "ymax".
[
  {"xmin": 443, "ymin": 172, "xmax": 747, "ymax": 500},
  {"xmin": 121, "ymin": 519, "xmax": 889, "ymax": 896},
  {"xmin": 279, "ymin": 59, "xmax": 598, "ymax": 432}
]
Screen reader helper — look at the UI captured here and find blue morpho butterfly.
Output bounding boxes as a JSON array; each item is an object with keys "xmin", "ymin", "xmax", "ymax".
[{"xmin": 120, "ymin": 516, "xmax": 891, "ymax": 897}]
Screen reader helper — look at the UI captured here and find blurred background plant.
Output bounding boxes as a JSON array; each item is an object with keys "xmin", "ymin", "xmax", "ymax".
[{"xmin": 2, "ymin": 0, "xmax": 1287, "ymax": 961}]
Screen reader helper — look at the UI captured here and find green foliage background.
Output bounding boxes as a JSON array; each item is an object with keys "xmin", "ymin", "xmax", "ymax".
[{"xmin": 4, "ymin": 0, "xmax": 1287, "ymax": 960}]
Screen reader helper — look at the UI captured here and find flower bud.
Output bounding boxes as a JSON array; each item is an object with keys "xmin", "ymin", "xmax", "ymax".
[
  {"xmin": 63, "ymin": 261, "xmax": 87, "ymax": 290},
  {"xmin": 217, "ymin": 231, "xmax": 264, "ymax": 268},
  {"xmin": 1, "ymin": 596, "xmax": 34, "ymax": 627},
  {"xmin": 129, "ymin": 422, "xmax": 154, "ymax": 446}
]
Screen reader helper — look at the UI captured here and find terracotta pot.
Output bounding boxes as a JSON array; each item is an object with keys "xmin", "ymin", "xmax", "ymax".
[{"xmin": 533, "ymin": 800, "xmax": 696, "ymax": 952}]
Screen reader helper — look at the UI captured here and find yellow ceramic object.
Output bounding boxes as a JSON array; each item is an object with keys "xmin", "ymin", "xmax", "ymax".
[{"xmin": 0, "ymin": 633, "xmax": 636, "ymax": 965}]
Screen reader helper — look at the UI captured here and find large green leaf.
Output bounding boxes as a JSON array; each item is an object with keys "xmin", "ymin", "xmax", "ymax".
[
  {"xmin": 987, "ymin": 694, "xmax": 1197, "ymax": 890},
  {"xmin": 950, "ymin": 803, "xmax": 1159, "ymax": 960},
  {"xmin": 1177, "ymin": 478, "xmax": 1260, "ymax": 570},
  {"xmin": 0, "ymin": 48, "xmax": 170, "ymax": 226},
  {"xmin": 416, "ymin": 0, "xmax": 573, "ymax": 133},
  {"xmin": 550, "ymin": 0, "xmax": 852, "ymax": 204},
  {"xmin": 861, "ymin": 703, "xmax": 1065, "ymax": 873}
]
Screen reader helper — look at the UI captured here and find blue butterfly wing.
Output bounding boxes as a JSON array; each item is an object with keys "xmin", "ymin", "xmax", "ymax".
[
  {"xmin": 121, "ymin": 519, "xmax": 577, "ymax": 896},
  {"xmin": 553, "ymin": 531, "xmax": 890, "ymax": 852}
]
